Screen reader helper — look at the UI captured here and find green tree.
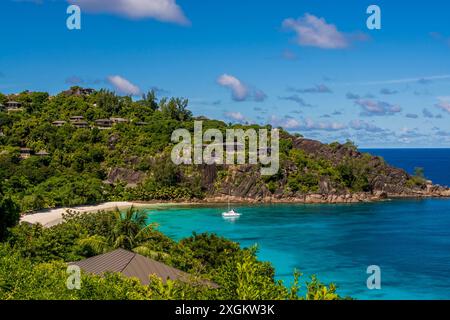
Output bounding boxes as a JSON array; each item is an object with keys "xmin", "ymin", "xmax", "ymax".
[
  {"xmin": 141, "ymin": 90, "xmax": 159, "ymax": 111},
  {"xmin": 78, "ymin": 207, "xmax": 158, "ymax": 251},
  {"xmin": 0, "ymin": 191, "xmax": 20, "ymax": 241}
]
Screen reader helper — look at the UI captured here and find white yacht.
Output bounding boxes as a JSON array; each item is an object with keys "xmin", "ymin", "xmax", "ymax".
[{"xmin": 222, "ymin": 209, "xmax": 241, "ymax": 217}]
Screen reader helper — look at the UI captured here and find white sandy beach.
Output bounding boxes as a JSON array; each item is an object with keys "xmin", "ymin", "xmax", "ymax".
[{"xmin": 20, "ymin": 202, "xmax": 155, "ymax": 227}]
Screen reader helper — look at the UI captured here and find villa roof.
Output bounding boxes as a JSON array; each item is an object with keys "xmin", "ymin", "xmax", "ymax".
[
  {"xmin": 110, "ymin": 117, "xmax": 129, "ymax": 122},
  {"xmin": 73, "ymin": 121, "xmax": 89, "ymax": 126},
  {"xmin": 70, "ymin": 248, "xmax": 218, "ymax": 287}
]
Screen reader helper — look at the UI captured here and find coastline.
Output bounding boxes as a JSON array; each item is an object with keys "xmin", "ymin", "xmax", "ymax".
[
  {"xmin": 20, "ymin": 201, "xmax": 172, "ymax": 227},
  {"xmin": 21, "ymin": 190, "xmax": 450, "ymax": 227}
]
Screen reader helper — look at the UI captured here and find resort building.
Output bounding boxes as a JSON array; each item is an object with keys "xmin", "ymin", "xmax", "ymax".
[
  {"xmin": 6, "ymin": 101, "xmax": 23, "ymax": 112},
  {"xmin": 52, "ymin": 120, "xmax": 67, "ymax": 127},
  {"xmin": 95, "ymin": 118, "xmax": 130, "ymax": 129},
  {"xmin": 72, "ymin": 121, "xmax": 89, "ymax": 129},
  {"xmin": 95, "ymin": 119, "xmax": 113, "ymax": 129},
  {"xmin": 35, "ymin": 150, "xmax": 50, "ymax": 157},
  {"xmin": 81, "ymin": 88, "xmax": 95, "ymax": 95},
  {"xmin": 63, "ymin": 87, "xmax": 95, "ymax": 96},
  {"xmin": 70, "ymin": 248, "xmax": 218, "ymax": 287},
  {"xmin": 69, "ymin": 116, "xmax": 84, "ymax": 122},
  {"xmin": 19, "ymin": 148, "xmax": 33, "ymax": 159},
  {"xmin": 110, "ymin": 117, "xmax": 129, "ymax": 124}
]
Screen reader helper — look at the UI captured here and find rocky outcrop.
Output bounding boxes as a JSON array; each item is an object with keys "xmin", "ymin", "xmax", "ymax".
[
  {"xmin": 105, "ymin": 135, "xmax": 450, "ymax": 204},
  {"xmin": 205, "ymin": 192, "xmax": 387, "ymax": 204},
  {"xmin": 202, "ymin": 136, "xmax": 450, "ymax": 203},
  {"xmin": 105, "ymin": 167, "xmax": 145, "ymax": 187}
]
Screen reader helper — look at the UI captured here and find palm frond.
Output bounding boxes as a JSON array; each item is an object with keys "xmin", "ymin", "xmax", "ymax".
[{"xmin": 77, "ymin": 235, "xmax": 109, "ymax": 255}]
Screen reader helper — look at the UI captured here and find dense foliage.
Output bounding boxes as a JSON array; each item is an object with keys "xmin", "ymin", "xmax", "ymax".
[
  {"xmin": 0, "ymin": 88, "xmax": 201, "ymax": 212},
  {"xmin": 0, "ymin": 87, "xmax": 404, "ymax": 217},
  {"xmin": 0, "ymin": 189, "xmax": 20, "ymax": 241},
  {"xmin": 0, "ymin": 208, "xmax": 344, "ymax": 300}
]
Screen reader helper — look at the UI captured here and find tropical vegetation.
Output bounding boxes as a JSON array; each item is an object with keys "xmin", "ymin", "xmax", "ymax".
[{"xmin": 0, "ymin": 207, "xmax": 344, "ymax": 300}]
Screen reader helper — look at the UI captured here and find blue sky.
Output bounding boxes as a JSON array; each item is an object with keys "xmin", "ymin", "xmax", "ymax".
[{"xmin": 1, "ymin": 0, "xmax": 450, "ymax": 147}]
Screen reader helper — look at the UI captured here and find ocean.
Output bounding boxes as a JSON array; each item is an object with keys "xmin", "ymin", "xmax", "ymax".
[
  {"xmin": 145, "ymin": 149, "xmax": 450, "ymax": 300},
  {"xmin": 361, "ymin": 148, "xmax": 450, "ymax": 187}
]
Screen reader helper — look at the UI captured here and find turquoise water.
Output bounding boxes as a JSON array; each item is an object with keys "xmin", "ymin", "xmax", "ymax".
[
  {"xmin": 145, "ymin": 149, "xmax": 450, "ymax": 299},
  {"xmin": 146, "ymin": 199, "xmax": 450, "ymax": 300}
]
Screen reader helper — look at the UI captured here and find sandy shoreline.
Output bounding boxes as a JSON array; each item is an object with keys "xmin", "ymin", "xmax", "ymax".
[{"xmin": 19, "ymin": 201, "xmax": 176, "ymax": 227}]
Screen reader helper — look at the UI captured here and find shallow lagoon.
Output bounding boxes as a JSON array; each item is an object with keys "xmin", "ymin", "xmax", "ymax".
[{"xmin": 146, "ymin": 199, "xmax": 450, "ymax": 299}]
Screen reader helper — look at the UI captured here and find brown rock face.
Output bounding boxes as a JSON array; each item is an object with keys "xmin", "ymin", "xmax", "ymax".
[
  {"xmin": 106, "ymin": 167, "xmax": 145, "ymax": 187},
  {"xmin": 201, "ymin": 136, "xmax": 450, "ymax": 203}
]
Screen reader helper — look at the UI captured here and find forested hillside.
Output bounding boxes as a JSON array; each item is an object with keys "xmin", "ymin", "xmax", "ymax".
[{"xmin": 0, "ymin": 87, "xmax": 445, "ymax": 217}]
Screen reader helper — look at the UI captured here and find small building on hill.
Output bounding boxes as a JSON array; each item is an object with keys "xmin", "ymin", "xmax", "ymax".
[
  {"xmin": 70, "ymin": 116, "xmax": 84, "ymax": 122},
  {"xmin": 95, "ymin": 119, "xmax": 113, "ymax": 129},
  {"xmin": 35, "ymin": 150, "xmax": 50, "ymax": 157},
  {"xmin": 52, "ymin": 120, "xmax": 67, "ymax": 127},
  {"xmin": 72, "ymin": 121, "xmax": 89, "ymax": 129},
  {"xmin": 110, "ymin": 117, "xmax": 129, "ymax": 124},
  {"xmin": 64, "ymin": 87, "xmax": 95, "ymax": 96},
  {"xmin": 6, "ymin": 101, "xmax": 23, "ymax": 112},
  {"xmin": 19, "ymin": 148, "xmax": 33, "ymax": 159},
  {"xmin": 70, "ymin": 248, "xmax": 218, "ymax": 287}
]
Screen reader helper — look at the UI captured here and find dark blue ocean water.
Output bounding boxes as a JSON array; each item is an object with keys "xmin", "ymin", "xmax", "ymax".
[
  {"xmin": 361, "ymin": 149, "xmax": 450, "ymax": 187},
  {"xmin": 145, "ymin": 149, "xmax": 450, "ymax": 300}
]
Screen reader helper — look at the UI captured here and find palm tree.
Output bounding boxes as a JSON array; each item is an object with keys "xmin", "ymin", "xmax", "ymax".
[
  {"xmin": 78, "ymin": 206, "xmax": 159, "ymax": 254},
  {"xmin": 109, "ymin": 206, "xmax": 158, "ymax": 250}
]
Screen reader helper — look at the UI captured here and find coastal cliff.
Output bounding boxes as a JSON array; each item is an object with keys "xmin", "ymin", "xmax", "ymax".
[
  {"xmin": 197, "ymin": 135, "xmax": 450, "ymax": 203},
  {"xmin": 101, "ymin": 134, "xmax": 450, "ymax": 204}
]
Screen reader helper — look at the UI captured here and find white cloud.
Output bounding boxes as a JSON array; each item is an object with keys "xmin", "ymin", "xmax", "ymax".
[
  {"xmin": 289, "ymin": 84, "xmax": 332, "ymax": 94},
  {"xmin": 278, "ymin": 95, "xmax": 313, "ymax": 107},
  {"xmin": 107, "ymin": 75, "xmax": 140, "ymax": 95},
  {"xmin": 282, "ymin": 118, "xmax": 303, "ymax": 130},
  {"xmin": 436, "ymin": 97, "xmax": 450, "ymax": 113},
  {"xmin": 269, "ymin": 116, "xmax": 346, "ymax": 131},
  {"xmin": 68, "ymin": 0, "xmax": 190, "ymax": 25},
  {"xmin": 282, "ymin": 14, "xmax": 352, "ymax": 49},
  {"xmin": 224, "ymin": 111, "xmax": 246, "ymax": 123},
  {"xmin": 349, "ymin": 120, "xmax": 385, "ymax": 133},
  {"xmin": 217, "ymin": 74, "xmax": 266, "ymax": 102},
  {"xmin": 355, "ymin": 99, "xmax": 402, "ymax": 116},
  {"xmin": 302, "ymin": 118, "xmax": 347, "ymax": 131},
  {"xmin": 217, "ymin": 74, "xmax": 248, "ymax": 101}
]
